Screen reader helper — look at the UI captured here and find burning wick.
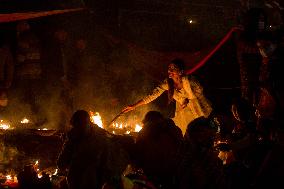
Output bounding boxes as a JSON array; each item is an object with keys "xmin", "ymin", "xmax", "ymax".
[{"xmin": 20, "ymin": 118, "xmax": 29, "ymax": 124}]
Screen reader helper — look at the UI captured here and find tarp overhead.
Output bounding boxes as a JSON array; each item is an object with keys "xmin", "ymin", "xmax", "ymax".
[
  {"xmin": 0, "ymin": 8, "xmax": 86, "ymax": 23},
  {"xmin": 104, "ymin": 27, "xmax": 241, "ymax": 81}
]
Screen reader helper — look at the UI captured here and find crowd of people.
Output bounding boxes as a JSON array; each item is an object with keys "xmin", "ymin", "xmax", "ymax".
[{"xmin": 55, "ymin": 100, "xmax": 283, "ymax": 189}]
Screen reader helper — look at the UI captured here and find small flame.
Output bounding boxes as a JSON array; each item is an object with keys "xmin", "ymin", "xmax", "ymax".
[
  {"xmin": 125, "ymin": 131, "xmax": 131, "ymax": 134},
  {"xmin": 53, "ymin": 169, "xmax": 58, "ymax": 175},
  {"xmin": 0, "ymin": 120, "xmax": 10, "ymax": 130},
  {"xmin": 13, "ymin": 176, "xmax": 18, "ymax": 183},
  {"xmin": 6, "ymin": 175, "xmax": 12, "ymax": 180},
  {"xmin": 37, "ymin": 128, "xmax": 48, "ymax": 130},
  {"xmin": 37, "ymin": 173, "xmax": 42, "ymax": 178},
  {"xmin": 134, "ymin": 124, "xmax": 142, "ymax": 132},
  {"xmin": 35, "ymin": 160, "xmax": 39, "ymax": 166},
  {"xmin": 20, "ymin": 118, "xmax": 29, "ymax": 124},
  {"xmin": 90, "ymin": 111, "xmax": 103, "ymax": 128}
]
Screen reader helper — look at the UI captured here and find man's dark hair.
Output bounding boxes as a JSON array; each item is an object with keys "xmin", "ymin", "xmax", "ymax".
[
  {"xmin": 170, "ymin": 58, "xmax": 186, "ymax": 71},
  {"xmin": 70, "ymin": 110, "xmax": 90, "ymax": 128}
]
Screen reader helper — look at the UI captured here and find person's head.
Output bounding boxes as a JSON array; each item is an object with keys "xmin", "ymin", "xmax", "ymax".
[
  {"xmin": 168, "ymin": 58, "xmax": 185, "ymax": 79},
  {"xmin": 140, "ymin": 111, "xmax": 166, "ymax": 139},
  {"xmin": 70, "ymin": 110, "xmax": 91, "ymax": 132},
  {"xmin": 142, "ymin": 111, "xmax": 165, "ymax": 126},
  {"xmin": 185, "ymin": 117, "xmax": 216, "ymax": 147},
  {"xmin": 231, "ymin": 97, "xmax": 253, "ymax": 123},
  {"xmin": 243, "ymin": 8, "xmax": 268, "ymax": 42},
  {"xmin": 23, "ymin": 164, "xmax": 36, "ymax": 175}
]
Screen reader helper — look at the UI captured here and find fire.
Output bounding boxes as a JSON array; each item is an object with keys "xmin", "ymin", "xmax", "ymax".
[
  {"xmin": 134, "ymin": 124, "xmax": 142, "ymax": 132},
  {"xmin": 20, "ymin": 118, "xmax": 29, "ymax": 124},
  {"xmin": 6, "ymin": 175, "xmax": 12, "ymax": 180},
  {"xmin": 110, "ymin": 122, "xmax": 142, "ymax": 134},
  {"xmin": 53, "ymin": 169, "xmax": 58, "ymax": 176},
  {"xmin": 88, "ymin": 111, "xmax": 143, "ymax": 134},
  {"xmin": 112, "ymin": 123, "xmax": 124, "ymax": 129},
  {"xmin": 37, "ymin": 173, "xmax": 42, "ymax": 178},
  {"xmin": 90, "ymin": 111, "xmax": 103, "ymax": 128},
  {"xmin": 37, "ymin": 128, "xmax": 48, "ymax": 130},
  {"xmin": 0, "ymin": 119, "xmax": 10, "ymax": 130}
]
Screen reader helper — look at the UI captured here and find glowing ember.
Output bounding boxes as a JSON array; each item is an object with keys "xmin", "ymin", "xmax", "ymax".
[
  {"xmin": 112, "ymin": 123, "xmax": 125, "ymax": 129},
  {"xmin": 20, "ymin": 118, "xmax": 29, "ymax": 124},
  {"xmin": 90, "ymin": 111, "xmax": 103, "ymax": 128},
  {"xmin": 0, "ymin": 120, "xmax": 10, "ymax": 130},
  {"xmin": 53, "ymin": 169, "xmax": 58, "ymax": 176},
  {"xmin": 37, "ymin": 128, "xmax": 48, "ymax": 130},
  {"xmin": 110, "ymin": 121, "xmax": 142, "ymax": 134},
  {"xmin": 134, "ymin": 124, "xmax": 142, "ymax": 132},
  {"xmin": 6, "ymin": 175, "xmax": 12, "ymax": 180}
]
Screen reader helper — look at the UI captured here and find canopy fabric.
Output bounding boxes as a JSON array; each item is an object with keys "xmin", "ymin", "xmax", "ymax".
[
  {"xmin": 0, "ymin": 8, "xmax": 86, "ymax": 23},
  {"xmin": 104, "ymin": 27, "xmax": 241, "ymax": 82}
]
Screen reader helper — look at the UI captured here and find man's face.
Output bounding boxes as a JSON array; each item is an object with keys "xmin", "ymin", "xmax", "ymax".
[{"xmin": 168, "ymin": 63, "xmax": 181, "ymax": 78}]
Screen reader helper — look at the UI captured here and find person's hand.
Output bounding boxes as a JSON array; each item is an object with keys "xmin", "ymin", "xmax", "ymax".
[
  {"xmin": 181, "ymin": 98, "xmax": 189, "ymax": 109},
  {"xmin": 122, "ymin": 105, "xmax": 136, "ymax": 113}
]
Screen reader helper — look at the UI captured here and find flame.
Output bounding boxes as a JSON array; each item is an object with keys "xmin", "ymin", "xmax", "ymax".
[
  {"xmin": 112, "ymin": 123, "xmax": 125, "ymax": 129},
  {"xmin": 20, "ymin": 118, "xmax": 29, "ymax": 124},
  {"xmin": 90, "ymin": 111, "xmax": 103, "ymax": 128},
  {"xmin": 134, "ymin": 124, "xmax": 142, "ymax": 132},
  {"xmin": 53, "ymin": 169, "xmax": 58, "ymax": 175},
  {"xmin": 37, "ymin": 128, "xmax": 48, "ymax": 130},
  {"xmin": 110, "ymin": 121, "xmax": 142, "ymax": 134},
  {"xmin": 0, "ymin": 120, "xmax": 10, "ymax": 130},
  {"xmin": 6, "ymin": 175, "xmax": 12, "ymax": 180},
  {"xmin": 88, "ymin": 111, "xmax": 143, "ymax": 134},
  {"xmin": 13, "ymin": 176, "xmax": 18, "ymax": 183}
]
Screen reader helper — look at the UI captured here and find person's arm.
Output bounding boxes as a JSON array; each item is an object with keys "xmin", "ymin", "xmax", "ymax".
[
  {"xmin": 122, "ymin": 99, "xmax": 146, "ymax": 113},
  {"xmin": 123, "ymin": 79, "xmax": 168, "ymax": 113}
]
